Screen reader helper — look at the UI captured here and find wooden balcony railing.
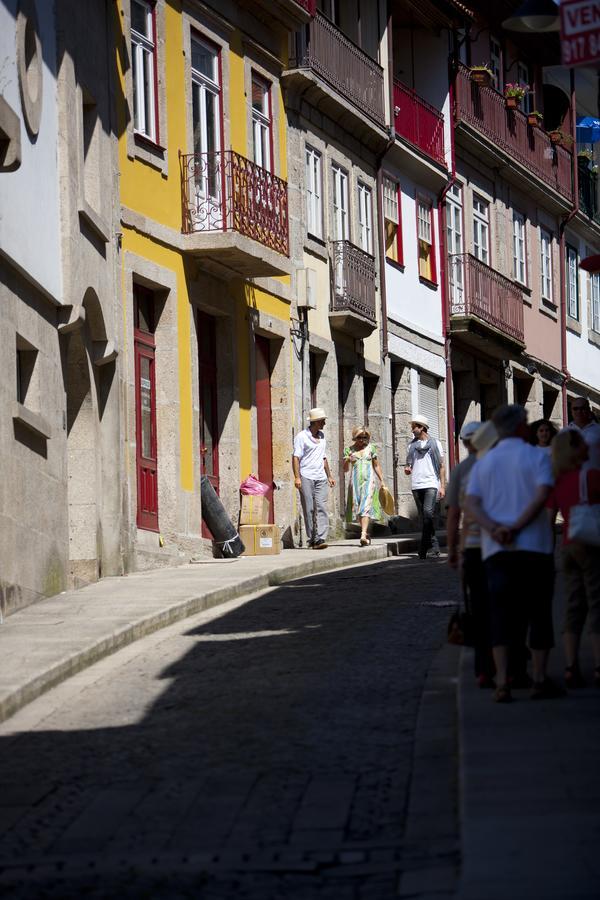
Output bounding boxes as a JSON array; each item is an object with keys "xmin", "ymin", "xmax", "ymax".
[
  {"xmin": 449, "ymin": 253, "xmax": 524, "ymax": 344},
  {"xmin": 393, "ymin": 80, "xmax": 446, "ymax": 167},
  {"xmin": 288, "ymin": 12, "xmax": 385, "ymax": 127},
  {"xmin": 331, "ymin": 240, "xmax": 377, "ymax": 322},
  {"xmin": 180, "ymin": 150, "xmax": 289, "ymax": 257},
  {"xmin": 454, "ymin": 63, "xmax": 573, "ymax": 202},
  {"xmin": 578, "ymin": 163, "xmax": 600, "ymax": 225}
]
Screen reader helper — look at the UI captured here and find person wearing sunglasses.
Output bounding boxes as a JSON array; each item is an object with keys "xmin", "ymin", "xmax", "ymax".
[
  {"xmin": 343, "ymin": 426, "xmax": 386, "ymax": 546},
  {"xmin": 569, "ymin": 397, "xmax": 600, "ymax": 468}
]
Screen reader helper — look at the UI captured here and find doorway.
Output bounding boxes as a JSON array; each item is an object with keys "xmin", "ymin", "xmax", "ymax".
[
  {"xmin": 134, "ymin": 284, "xmax": 159, "ymax": 531},
  {"xmin": 255, "ymin": 335, "xmax": 274, "ymax": 523},
  {"xmin": 198, "ymin": 311, "xmax": 220, "ymax": 538}
]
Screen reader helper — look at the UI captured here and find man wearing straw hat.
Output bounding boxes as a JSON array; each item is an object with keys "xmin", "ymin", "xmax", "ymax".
[
  {"xmin": 292, "ymin": 408, "xmax": 336, "ymax": 549},
  {"xmin": 404, "ymin": 413, "xmax": 446, "ymax": 560}
]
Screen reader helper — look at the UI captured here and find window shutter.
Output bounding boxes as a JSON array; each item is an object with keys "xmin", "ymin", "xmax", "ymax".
[{"xmin": 418, "ymin": 373, "xmax": 440, "ymax": 440}]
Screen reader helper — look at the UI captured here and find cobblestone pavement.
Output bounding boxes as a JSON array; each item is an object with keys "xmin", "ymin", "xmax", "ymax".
[{"xmin": 0, "ymin": 555, "xmax": 460, "ymax": 898}]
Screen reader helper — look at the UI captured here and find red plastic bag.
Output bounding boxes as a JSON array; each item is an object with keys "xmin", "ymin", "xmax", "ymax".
[{"xmin": 239, "ymin": 474, "xmax": 270, "ymax": 496}]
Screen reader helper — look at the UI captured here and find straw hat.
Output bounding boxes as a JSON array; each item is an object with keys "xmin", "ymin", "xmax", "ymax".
[
  {"xmin": 471, "ymin": 421, "xmax": 499, "ymax": 457},
  {"xmin": 379, "ymin": 484, "xmax": 395, "ymax": 516},
  {"xmin": 352, "ymin": 425, "xmax": 371, "ymax": 439},
  {"xmin": 308, "ymin": 407, "xmax": 327, "ymax": 422},
  {"xmin": 410, "ymin": 413, "xmax": 429, "ymax": 428}
]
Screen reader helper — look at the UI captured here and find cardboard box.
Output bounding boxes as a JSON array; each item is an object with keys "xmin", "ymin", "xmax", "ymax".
[
  {"xmin": 239, "ymin": 495, "xmax": 270, "ymax": 526},
  {"xmin": 239, "ymin": 524, "xmax": 280, "ymax": 556}
]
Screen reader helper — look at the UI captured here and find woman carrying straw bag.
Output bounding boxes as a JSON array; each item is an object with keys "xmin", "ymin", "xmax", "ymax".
[{"xmin": 343, "ymin": 426, "xmax": 390, "ymax": 546}]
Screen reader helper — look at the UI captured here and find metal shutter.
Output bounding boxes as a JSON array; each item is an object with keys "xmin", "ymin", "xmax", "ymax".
[{"xmin": 418, "ymin": 372, "xmax": 440, "ymax": 440}]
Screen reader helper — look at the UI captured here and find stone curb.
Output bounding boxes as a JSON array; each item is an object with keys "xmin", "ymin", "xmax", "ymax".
[{"xmin": 0, "ymin": 539, "xmax": 421, "ymax": 725}]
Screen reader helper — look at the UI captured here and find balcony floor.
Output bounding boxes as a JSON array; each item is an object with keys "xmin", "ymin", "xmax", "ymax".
[
  {"xmin": 182, "ymin": 231, "xmax": 292, "ymax": 279},
  {"xmin": 450, "ymin": 314, "xmax": 525, "ymax": 358}
]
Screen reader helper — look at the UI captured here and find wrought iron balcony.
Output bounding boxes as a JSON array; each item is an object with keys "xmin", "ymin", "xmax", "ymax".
[
  {"xmin": 449, "ymin": 253, "xmax": 524, "ymax": 346},
  {"xmin": 180, "ymin": 150, "xmax": 289, "ymax": 277},
  {"xmin": 287, "ymin": 11, "xmax": 385, "ymax": 129},
  {"xmin": 393, "ymin": 80, "xmax": 446, "ymax": 167},
  {"xmin": 329, "ymin": 240, "xmax": 377, "ymax": 338},
  {"xmin": 578, "ymin": 163, "xmax": 600, "ymax": 225},
  {"xmin": 454, "ymin": 63, "xmax": 573, "ymax": 202}
]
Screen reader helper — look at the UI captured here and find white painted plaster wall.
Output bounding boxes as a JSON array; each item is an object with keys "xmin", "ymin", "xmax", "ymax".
[
  {"xmin": 0, "ymin": 1, "xmax": 62, "ymax": 300},
  {"xmin": 564, "ymin": 231, "xmax": 600, "ymax": 393}
]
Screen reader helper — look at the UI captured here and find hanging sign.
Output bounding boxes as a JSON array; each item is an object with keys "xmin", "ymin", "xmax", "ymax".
[{"xmin": 561, "ymin": 0, "xmax": 600, "ymax": 67}]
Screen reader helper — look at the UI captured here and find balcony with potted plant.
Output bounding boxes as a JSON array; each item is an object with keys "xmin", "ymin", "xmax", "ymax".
[
  {"xmin": 527, "ymin": 110, "xmax": 543, "ymax": 128},
  {"xmin": 504, "ymin": 83, "xmax": 528, "ymax": 110}
]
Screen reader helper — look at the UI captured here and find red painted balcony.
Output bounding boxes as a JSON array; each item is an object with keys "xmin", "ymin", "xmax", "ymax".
[
  {"xmin": 287, "ymin": 12, "xmax": 385, "ymax": 130},
  {"xmin": 393, "ymin": 80, "xmax": 446, "ymax": 167},
  {"xmin": 449, "ymin": 253, "xmax": 524, "ymax": 346},
  {"xmin": 329, "ymin": 240, "xmax": 377, "ymax": 338},
  {"xmin": 293, "ymin": 0, "xmax": 316, "ymax": 12},
  {"xmin": 454, "ymin": 63, "xmax": 573, "ymax": 202},
  {"xmin": 180, "ymin": 151, "xmax": 290, "ymax": 277}
]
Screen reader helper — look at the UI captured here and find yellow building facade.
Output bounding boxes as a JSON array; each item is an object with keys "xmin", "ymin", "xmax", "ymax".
[{"xmin": 114, "ymin": 0, "xmax": 305, "ymax": 566}]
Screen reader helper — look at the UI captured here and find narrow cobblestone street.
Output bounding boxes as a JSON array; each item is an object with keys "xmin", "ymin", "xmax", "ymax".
[{"xmin": 0, "ymin": 556, "xmax": 460, "ymax": 898}]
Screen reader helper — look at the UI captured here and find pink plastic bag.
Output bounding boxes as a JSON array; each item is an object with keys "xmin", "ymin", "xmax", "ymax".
[{"xmin": 239, "ymin": 474, "xmax": 270, "ymax": 496}]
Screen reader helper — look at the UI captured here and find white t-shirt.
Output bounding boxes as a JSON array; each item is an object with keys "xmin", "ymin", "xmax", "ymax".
[
  {"xmin": 293, "ymin": 429, "xmax": 327, "ymax": 480},
  {"xmin": 571, "ymin": 421, "xmax": 600, "ymax": 468},
  {"xmin": 408, "ymin": 439, "xmax": 444, "ymax": 490},
  {"xmin": 467, "ymin": 437, "xmax": 554, "ymax": 560}
]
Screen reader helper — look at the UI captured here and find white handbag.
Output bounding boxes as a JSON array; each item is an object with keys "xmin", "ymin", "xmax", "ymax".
[{"xmin": 568, "ymin": 469, "xmax": 600, "ymax": 546}]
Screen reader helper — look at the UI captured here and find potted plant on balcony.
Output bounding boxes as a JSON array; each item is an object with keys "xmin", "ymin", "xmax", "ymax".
[
  {"xmin": 469, "ymin": 64, "xmax": 493, "ymax": 87},
  {"xmin": 504, "ymin": 83, "xmax": 528, "ymax": 109},
  {"xmin": 548, "ymin": 129, "xmax": 573, "ymax": 148},
  {"xmin": 527, "ymin": 110, "xmax": 543, "ymax": 128}
]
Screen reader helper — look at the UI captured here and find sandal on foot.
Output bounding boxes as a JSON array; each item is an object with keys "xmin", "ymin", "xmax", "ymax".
[
  {"xmin": 493, "ymin": 685, "xmax": 512, "ymax": 703},
  {"xmin": 565, "ymin": 665, "xmax": 586, "ymax": 689},
  {"xmin": 359, "ymin": 536, "xmax": 370, "ymax": 546}
]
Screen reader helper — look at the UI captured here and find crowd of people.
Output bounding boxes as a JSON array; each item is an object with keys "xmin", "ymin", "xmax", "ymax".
[{"xmin": 446, "ymin": 398, "xmax": 600, "ymax": 703}]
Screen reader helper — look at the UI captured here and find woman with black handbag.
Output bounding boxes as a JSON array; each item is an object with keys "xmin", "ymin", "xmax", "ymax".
[{"xmin": 547, "ymin": 429, "xmax": 600, "ymax": 688}]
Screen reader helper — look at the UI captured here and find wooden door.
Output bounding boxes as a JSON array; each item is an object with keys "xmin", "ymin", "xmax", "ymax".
[
  {"xmin": 198, "ymin": 312, "xmax": 219, "ymax": 538},
  {"xmin": 134, "ymin": 286, "xmax": 159, "ymax": 531},
  {"xmin": 255, "ymin": 335, "xmax": 274, "ymax": 523}
]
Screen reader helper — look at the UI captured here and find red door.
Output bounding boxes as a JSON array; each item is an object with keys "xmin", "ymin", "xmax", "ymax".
[
  {"xmin": 255, "ymin": 335, "xmax": 274, "ymax": 523},
  {"xmin": 198, "ymin": 312, "xmax": 219, "ymax": 538},
  {"xmin": 134, "ymin": 286, "xmax": 159, "ymax": 531}
]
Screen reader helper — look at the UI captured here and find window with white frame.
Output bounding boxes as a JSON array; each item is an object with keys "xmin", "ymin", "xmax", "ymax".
[
  {"xmin": 252, "ymin": 74, "xmax": 271, "ymax": 171},
  {"xmin": 131, "ymin": 0, "xmax": 157, "ymax": 141},
  {"xmin": 332, "ymin": 164, "xmax": 349, "ymax": 241},
  {"xmin": 517, "ymin": 61, "xmax": 532, "ymax": 114},
  {"xmin": 540, "ymin": 227, "xmax": 553, "ymax": 301},
  {"xmin": 513, "ymin": 211, "xmax": 527, "ymax": 284},
  {"xmin": 191, "ymin": 36, "xmax": 221, "ymax": 207},
  {"xmin": 566, "ymin": 245, "xmax": 579, "ymax": 320},
  {"xmin": 305, "ymin": 146, "xmax": 322, "ymax": 238},
  {"xmin": 472, "ymin": 194, "xmax": 489, "ymax": 265},
  {"xmin": 383, "ymin": 175, "xmax": 402, "ymax": 264},
  {"xmin": 592, "ymin": 272, "xmax": 600, "ymax": 332},
  {"xmin": 357, "ymin": 182, "xmax": 373, "ymax": 254},
  {"xmin": 446, "ymin": 184, "xmax": 463, "ymax": 306},
  {"xmin": 490, "ymin": 37, "xmax": 503, "ymax": 91},
  {"xmin": 417, "ymin": 198, "xmax": 436, "ymax": 282}
]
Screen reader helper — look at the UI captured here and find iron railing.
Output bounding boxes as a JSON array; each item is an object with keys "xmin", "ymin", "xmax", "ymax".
[
  {"xmin": 578, "ymin": 162, "xmax": 600, "ymax": 225},
  {"xmin": 331, "ymin": 240, "xmax": 377, "ymax": 322},
  {"xmin": 288, "ymin": 11, "xmax": 385, "ymax": 127},
  {"xmin": 454, "ymin": 63, "xmax": 573, "ymax": 202},
  {"xmin": 449, "ymin": 253, "xmax": 524, "ymax": 344},
  {"xmin": 393, "ymin": 80, "xmax": 445, "ymax": 167},
  {"xmin": 180, "ymin": 150, "xmax": 289, "ymax": 257}
]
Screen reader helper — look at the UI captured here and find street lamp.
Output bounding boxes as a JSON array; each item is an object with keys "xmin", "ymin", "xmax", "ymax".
[{"xmin": 502, "ymin": 0, "xmax": 560, "ymax": 33}]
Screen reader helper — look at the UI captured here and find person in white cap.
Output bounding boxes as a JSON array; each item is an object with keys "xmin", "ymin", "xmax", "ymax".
[
  {"xmin": 404, "ymin": 413, "xmax": 445, "ymax": 559},
  {"xmin": 292, "ymin": 408, "xmax": 336, "ymax": 549},
  {"xmin": 446, "ymin": 421, "xmax": 495, "ymax": 687}
]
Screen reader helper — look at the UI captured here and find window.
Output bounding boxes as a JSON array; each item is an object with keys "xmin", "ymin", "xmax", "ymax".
[
  {"xmin": 357, "ymin": 182, "xmax": 373, "ymax": 254},
  {"xmin": 131, "ymin": 0, "xmax": 157, "ymax": 141},
  {"xmin": 332, "ymin": 164, "xmax": 349, "ymax": 241},
  {"xmin": 418, "ymin": 372, "xmax": 440, "ymax": 439},
  {"xmin": 566, "ymin": 245, "xmax": 579, "ymax": 320},
  {"xmin": 446, "ymin": 184, "xmax": 463, "ymax": 307},
  {"xmin": 305, "ymin": 146, "xmax": 322, "ymax": 238},
  {"xmin": 592, "ymin": 273, "xmax": 600, "ymax": 332},
  {"xmin": 16, "ymin": 335, "xmax": 38, "ymax": 407},
  {"xmin": 417, "ymin": 198, "xmax": 437, "ymax": 283},
  {"xmin": 472, "ymin": 195, "xmax": 489, "ymax": 265},
  {"xmin": 252, "ymin": 74, "xmax": 271, "ymax": 171},
  {"xmin": 383, "ymin": 175, "xmax": 402, "ymax": 264},
  {"xmin": 81, "ymin": 89, "xmax": 100, "ymax": 211},
  {"xmin": 490, "ymin": 37, "xmax": 503, "ymax": 92},
  {"xmin": 191, "ymin": 37, "xmax": 221, "ymax": 214},
  {"xmin": 517, "ymin": 61, "xmax": 532, "ymax": 114},
  {"xmin": 513, "ymin": 211, "xmax": 527, "ymax": 285},
  {"xmin": 540, "ymin": 227, "xmax": 553, "ymax": 301}
]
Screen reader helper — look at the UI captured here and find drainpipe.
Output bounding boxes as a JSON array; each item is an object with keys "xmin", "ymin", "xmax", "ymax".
[
  {"xmin": 437, "ymin": 44, "xmax": 459, "ymax": 470},
  {"xmin": 376, "ymin": 0, "xmax": 395, "ymax": 360},
  {"xmin": 559, "ymin": 68, "xmax": 578, "ymax": 424}
]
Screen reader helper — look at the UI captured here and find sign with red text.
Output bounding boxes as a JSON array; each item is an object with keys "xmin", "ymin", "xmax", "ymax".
[{"xmin": 561, "ymin": 0, "xmax": 600, "ymax": 67}]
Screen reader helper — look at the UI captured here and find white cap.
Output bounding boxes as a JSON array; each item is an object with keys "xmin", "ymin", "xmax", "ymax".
[{"xmin": 460, "ymin": 421, "xmax": 481, "ymax": 441}]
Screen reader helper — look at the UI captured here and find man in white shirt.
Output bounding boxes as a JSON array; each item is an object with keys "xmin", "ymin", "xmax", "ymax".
[
  {"xmin": 466, "ymin": 404, "xmax": 558, "ymax": 703},
  {"xmin": 404, "ymin": 413, "xmax": 445, "ymax": 560},
  {"xmin": 570, "ymin": 397, "xmax": 600, "ymax": 468},
  {"xmin": 292, "ymin": 407, "xmax": 335, "ymax": 549}
]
